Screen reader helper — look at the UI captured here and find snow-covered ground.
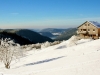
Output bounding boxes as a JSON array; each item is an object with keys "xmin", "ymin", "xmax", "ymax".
[{"xmin": 0, "ymin": 38, "xmax": 100, "ymax": 75}]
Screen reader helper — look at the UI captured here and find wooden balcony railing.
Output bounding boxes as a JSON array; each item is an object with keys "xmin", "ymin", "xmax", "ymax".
[{"xmin": 77, "ymin": 31, "xmax": 86, "ymax": 34}]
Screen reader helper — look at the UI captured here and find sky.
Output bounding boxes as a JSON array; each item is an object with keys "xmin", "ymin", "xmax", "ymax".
[{"xmin": 0, "ymin": 0, "xmax": 100, "ymax": 29}]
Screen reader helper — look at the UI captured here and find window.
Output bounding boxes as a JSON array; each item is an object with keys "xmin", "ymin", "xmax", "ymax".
[
  {"xmin": 93, "ymin": 29, "xmax": 95, "ymax": 31},
  {"xmin": 83, "ymin": 29, "xmax": 86, "ymax": 31},
  {"xmin": 88, "ymin": 24, "xmax": 90, "ymax": 26},
  {"xmin": 93, "ymin": 29, "xmax": 95, "ymax": 32},
  {"xmin": 88, "ymin": 29, "xmax": 90, "ymax": 31}
]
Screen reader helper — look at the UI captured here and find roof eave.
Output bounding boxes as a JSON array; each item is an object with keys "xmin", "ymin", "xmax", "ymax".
[{"xmin": 88, "ymin": 21, "xmax": 99, "ymax": 28}]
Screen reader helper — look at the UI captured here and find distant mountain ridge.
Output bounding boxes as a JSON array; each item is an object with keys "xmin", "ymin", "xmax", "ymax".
[
  {"xmin": 55, "ymin": 28, "xmax": 77, "ymax": 41},
  {"xmin": 29, "ymin": 29, "xmax": 41, "ymax": 32},
  {"xmin": 39, "ymin": 32, "xmax": 54, "ymax": 37},
  {"xmin": 0, "ymin": 29, "xmax": 53, "ymax": 45},
  {"xmin": 39, "ymin": 28, "xmax": 71, "ymax": 39},
  {"xmin": 40, "ymin": 28, "xmax": 68, "ymax": 33}
]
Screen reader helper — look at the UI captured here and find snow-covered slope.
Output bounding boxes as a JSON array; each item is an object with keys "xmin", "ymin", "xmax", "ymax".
[{"xmin": 0, "ymin": 38, "xmax": 100, "ymax": 75}]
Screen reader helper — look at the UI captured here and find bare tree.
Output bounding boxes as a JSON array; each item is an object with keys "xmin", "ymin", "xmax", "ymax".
[{"xmin": 0, "ymin": 38, "xmax": 22, "ymax": 69}]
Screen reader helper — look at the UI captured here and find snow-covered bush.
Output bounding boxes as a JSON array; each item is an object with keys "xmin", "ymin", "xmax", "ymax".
[
  {"xmin": 21, "ymin": 41, "xmax": 62, "ymax": 50},
  {"xmin": 0, "ymin": 38, "xmax": 22, "ymax": 69},
  {"xmin": 34, "ymin": 43, "xmax": 41, "ymax": 49},
  {"xmin": 41, "ymin": 41, "xmax": 61, "ymax": 49},
  {"xmin": 21, "ymin": 43, "xmax": 42, "ymax": 51},
  {"xmin": 51, "ymin": 41, "xmax": 61, "ymax": 46},
  {"xmin": 41, "ymin": 41, "xmax": 51, "ymax": 49},
  {"xmin": 67, "ymin": 35, "xmax": 78, "ymax": 47}
]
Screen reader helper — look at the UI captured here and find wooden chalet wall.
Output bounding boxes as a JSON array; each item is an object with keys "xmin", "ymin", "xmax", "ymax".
[{"xmin": 77, "ymin": 21, "xmax": 100, "ymax": 39}]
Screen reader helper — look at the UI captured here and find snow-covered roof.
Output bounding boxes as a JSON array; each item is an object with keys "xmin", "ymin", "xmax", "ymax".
[{"xmin": 88, "ymin": 21, "xmax": 100, "ymax": 28}]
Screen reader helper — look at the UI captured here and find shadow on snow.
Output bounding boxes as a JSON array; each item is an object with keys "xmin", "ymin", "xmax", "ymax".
[{"xmin": 24, "ymin": 56, "xmax": 65, "ymax": 66}]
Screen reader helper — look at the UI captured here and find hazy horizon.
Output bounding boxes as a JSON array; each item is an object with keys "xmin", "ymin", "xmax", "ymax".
[{"xmin": 0, "ymin": 0, "xmax": 100, "ymax": 29}]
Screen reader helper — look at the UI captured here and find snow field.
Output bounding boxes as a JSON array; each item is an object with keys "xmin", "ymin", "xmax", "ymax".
[{"xmin": 0, "ymin": 38, "xmax": 100, "ymax": 75}]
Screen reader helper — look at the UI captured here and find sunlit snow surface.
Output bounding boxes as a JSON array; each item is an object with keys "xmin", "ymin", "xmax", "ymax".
[{"xmin": 0, "ymin": 38, "xmax": 100, "ymax": 75}]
